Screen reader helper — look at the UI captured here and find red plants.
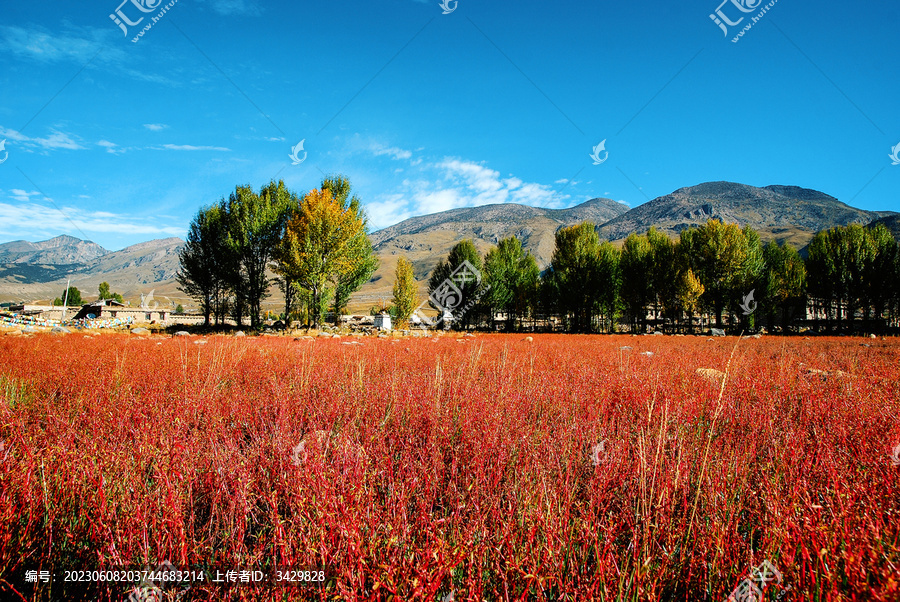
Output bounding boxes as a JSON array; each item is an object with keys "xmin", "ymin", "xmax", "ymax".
[{"xmin": 1, "ymin": 333, "xmax": 898, "ymax": 600}]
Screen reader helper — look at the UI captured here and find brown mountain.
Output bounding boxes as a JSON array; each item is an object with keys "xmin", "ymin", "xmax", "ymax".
[
  {"xmin": 0, "ymin": 238, "xmax": 184, "ymax": 305},
  {"xmin": 0, "ymin": 235, "xmax": 108, "ymax": 264},
  {"xmin": 1, "ymin": 183, "xmax": 895, "ymax": 311},
  {"xmin": 358, "ymin": 198, "xmax": 629, "ymax": 308},
  {"xmin": 596, "ymin": 182, "xmax": 894, "ymax": 248}
]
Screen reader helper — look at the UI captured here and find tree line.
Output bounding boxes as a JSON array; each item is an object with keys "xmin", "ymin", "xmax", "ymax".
[
  {"xmin": 177, "ymin": 177, "xmax": 377, "ymax": 329},
  {"xmin": 389, "ymin": 219, "xmax": 899, "ymax": 334}
]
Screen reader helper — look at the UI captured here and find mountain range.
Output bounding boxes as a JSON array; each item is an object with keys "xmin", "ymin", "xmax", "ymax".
[{"xmin": 1, "ymin": 182, "xmax": 896, "ymax": 309}]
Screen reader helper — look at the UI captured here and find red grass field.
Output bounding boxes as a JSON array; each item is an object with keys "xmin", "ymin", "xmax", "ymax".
[{"xmin": 1, "ymin": 332, "xmax": 899, "ymax": 601}]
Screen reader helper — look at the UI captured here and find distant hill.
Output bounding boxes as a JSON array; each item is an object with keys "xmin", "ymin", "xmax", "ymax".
[
  {"xmin": 597, "ymin": 182, "xmax": 893, "ymax": 248},
  {"xmin": 0, "ymin": 238, "xmax": 184, "ymax": 304},
  {"xmin": 0, "ymin": 235, "xmax": 108, "ymax": 264},
  {"xmin": 361, "ymin": 198, "xmax": 629, "ymax": 307},
  {"xmin": 869, "ymin": 214, "xmax": 900, "ymax": 240},
  {"xmin": 1, "ymin": 182, "xmax": 895, "ymax": 310}
]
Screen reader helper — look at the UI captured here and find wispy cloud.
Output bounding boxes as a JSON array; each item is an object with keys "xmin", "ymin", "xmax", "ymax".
[
  {"xmin": 371, "ymin": 143, "xmax": 413, "ymax": 161},
  {"xmin": 143, "ymin": 124, "xmax": 169, "ymax": 132},
  {"xmin": 0, "ymin": 126, "xmax": 85, "ymax": 151},
  {"xmin": 0, "ymin": 25, "xmax": 177, "ymax": 85},
  {"xmin": 0, "ymin": 193, "xmax": 184, "ymax": 238},
  {"xmin": 365, "ymin": 158, "xmax": 569, "ymax": 230},
  {"xmin": 97, "ymin": 140, "xmax": 126, "ymax": 155}
]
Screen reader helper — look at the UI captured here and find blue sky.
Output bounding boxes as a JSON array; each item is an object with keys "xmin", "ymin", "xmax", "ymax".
[{"xmin": 1, "ymin": 0, "xmax": 898, "ymax": 250}]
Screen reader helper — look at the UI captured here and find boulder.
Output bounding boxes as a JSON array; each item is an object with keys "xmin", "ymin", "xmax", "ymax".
[
  {"xmin": 131, "ymin": 327, "xmax": 150, "ymax": 335},
  {"xmin": 174, "ymin": 331, "xmax": 190, "ymax": 337},
  {"xmin": 653, "ymin": 331, "xmax": 663, "ymax": 336},
  {"xmin": 710, "ymin": 328, "xmax": 726, "ymax": 337},
  {"xmin": 235, "ymin": 331, "xmax": 246, "ymax": 337},
  {"xmin": 524, "ymin": 336, "xmax": 533, "ymax": 342},
  {"xmin": 51, "ymin": 326, "xmax": 71, "ymax": 335}
]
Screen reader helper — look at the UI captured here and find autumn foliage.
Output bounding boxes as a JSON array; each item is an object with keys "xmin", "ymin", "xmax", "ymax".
[{"xmin": 1, "ymin": 333, "xmax": 899, "ymax": 600}]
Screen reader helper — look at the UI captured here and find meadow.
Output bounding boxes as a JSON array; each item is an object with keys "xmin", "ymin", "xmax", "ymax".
[{"xmin": 1, "ymin": 332, "xmax": 898, "ymax": 601}]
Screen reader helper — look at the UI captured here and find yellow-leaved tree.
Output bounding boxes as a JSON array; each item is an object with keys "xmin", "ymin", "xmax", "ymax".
[
  {"xmin": 275, "ymin": 188, "xmax": 371, "ymax": 327},
  {"xmin": 392, "ymin": 256, "xmax": 418, "ymax": 329}
]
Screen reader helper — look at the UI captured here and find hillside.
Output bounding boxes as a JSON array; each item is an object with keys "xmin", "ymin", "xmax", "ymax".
[
  {"xmin": 0, "ymin": 238, "xmax": 184, "ymax": 304},
  {"xmin": 869, "ymin": 214, "xmax": 900, "ymax": 240},
  {"xmin": 596, "ymin": 182, "xmax": 893, "ymax": 248},
  {"xmin": 0, "ymin": 235, "xmax": 108, "ymax": 264},
  {"xmin": 1, "ymin": 182, "xmax": 895, "ymax": 311},
  {"xmin": 360, "ymin": 198, "xmax": 629, "ymax": 308}
]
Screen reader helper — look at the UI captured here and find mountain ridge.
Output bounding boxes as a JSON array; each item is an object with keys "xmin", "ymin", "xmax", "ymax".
[{"xmin": 1, "ymin": 182, "xmax": 896, "ymax": 308}]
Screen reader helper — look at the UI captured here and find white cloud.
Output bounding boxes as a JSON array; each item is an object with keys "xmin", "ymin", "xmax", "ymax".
[
  {"xmin": 9, "ymin": 189, "xmax": 41, "ymax": 203},
  {"xmin": 0, "ymin": 26, "xmax": 176, "ymax": 85},
  {"xmin": 366, "ymin": 157, "xmax": 568, "ymax": 230},
  {"xmin": 97, "ymin": 140, "xmax": 126, "ymax": 155},
  {"xmin": 143, "ymin": 124, "xmax": 169, "ymax": 131},
  {"xmin": 371, "ymin": 144, "xmax": 413, "ymax": 161},
  {"xmin": 0, "ymin": 196, "xmax": 184, "ymax": 238},
  {"xmin": 0, "ymin": 126, "xmax": 85, "ymax": 151}
]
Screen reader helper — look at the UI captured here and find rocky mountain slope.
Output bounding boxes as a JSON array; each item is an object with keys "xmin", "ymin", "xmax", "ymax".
[
  {"xmin": 596, "ymin": 182, "xmax": 893, "ymax": 248},
  {"xmin": 1, "ymin": 182, "xmax": 895, "ymax": 309},
  {"xmin": 0, "ymin": 235, "xmax": 108, "ymax": 265}
]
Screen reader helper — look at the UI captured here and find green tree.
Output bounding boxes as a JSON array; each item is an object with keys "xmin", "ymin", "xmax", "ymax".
[
  {"xmin": 693, "ymin": 220, "xmax": 758, "ymax": 329},
  {"xmin": 760, "ymin": 241, "xmax": 806, "ymax": 333},
  {"xmin": 483, "ymin": 237, "xmax": 539, "ymax": 331},
  {"xmin": 544, "ymin": 222, "xmax": 603, "ymax": 333},
  {"xmin": 427, "ymin": 240, "xmax": 484, "ymax": 330},
  {"xmin": 175, "ymin": 304, "xmax": 184, "ymax": 314},
  {"xmin": 620, "ymin": 233, "xmax": 653, "ymax": 333},
  {"xmin": 647, "ymin": 227, "xmax": 677, "ymax": 329},
  {"xmin": 61, "ymin": 286, "xmax": 82, "ymax": 306},
  {"xmin": 863, "ymin": 223, "xmax": 897, "ymax": 331},
  {"xmin": 98, "ymin": 281, "xmax": 111, "ymax": 300},
  {"xmin": 322, "ymin": 176, "xmax": 378, "ymax": 320},
  {"xmin": 177, "ymin": 204, "xmax": 231, "ymax": 327},
  {"xmin": 594, "ymin": 240, "xmax": 621, "ymax": 333},
  {"xmin": 392, "ymin": 257, "xmax": 418, "ymax": 329},
  {"xmin": 224, "ymin": 181, "xmax": 297, "ymax": 329},
  {"xmin": 806, "ymin": 224, "xmax": 875, "ymax": 332}
]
